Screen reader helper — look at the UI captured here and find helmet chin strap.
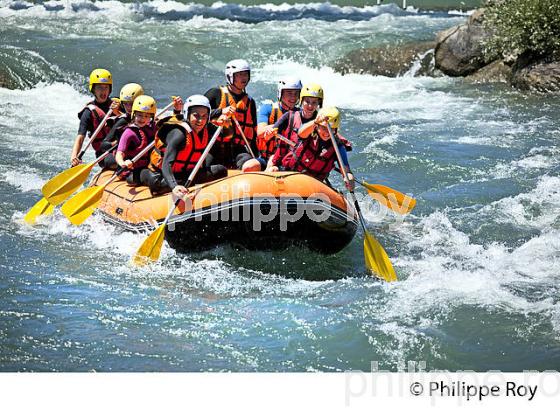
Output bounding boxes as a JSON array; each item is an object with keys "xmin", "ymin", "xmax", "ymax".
[{"xmin": 228, "ymin": 81, "xmax": 245, "ymax": 94}]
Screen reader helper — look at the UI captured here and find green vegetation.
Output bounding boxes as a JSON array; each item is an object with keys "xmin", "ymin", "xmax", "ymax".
[{"xmin": 484, "ymin": 0, "xmax": 560, "ymax": 59}]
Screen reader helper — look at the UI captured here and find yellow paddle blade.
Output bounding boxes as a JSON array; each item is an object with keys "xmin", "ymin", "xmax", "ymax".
[
  {"xmin": 24, "ymin": 197, "xmax": 55, "ymax": 225},
  {"xmin": 362, "ymin": 182, "xmax": 416, "ymax": 215},
  {"xmin": 131, "ymin": 224, "xmax": 166, "ymax": 266},
  {"xmin": 60, "ymin": 185, "xmax": 105, "ymax": 225},
  {"xmin": 364, "ymin": 231, "xmax": 397, "ymax": 282},
  {"xmin": 42, "ymin": 163, "xmax": 95, "ymax": 205}
]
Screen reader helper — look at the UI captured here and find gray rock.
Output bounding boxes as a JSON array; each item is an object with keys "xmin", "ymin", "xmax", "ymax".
[
  {"xmin": 464, "ymin": 59, "xmax": 512, "ymax": 83},
  {"xmin": 511, "ymin": 57, "xmax": 560, "ymax": 93},
  {"xmin": 434, "ymin": 9, "xmax": 493, "ymax": 76},
  {"xmin": 333, "ymin": 41, "xmax": 437, "ymax": 77}
]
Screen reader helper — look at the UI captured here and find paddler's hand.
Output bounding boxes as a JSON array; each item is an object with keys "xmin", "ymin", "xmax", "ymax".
[
  {"xmin": 263, "ymin": 126, "xmax": 277, "ymax": 142},
  {"xmin": 221, "ymin": 105, "xmax": 236, "ymax": 118},
  {"xmin": 314, "ymin": 113, "xmax": 329, "ymax": 127},
  {"xmin": 265, "ymin": 165, "xmax": 279, "ymax": 172},
  {"xmin": 71, "ymin": 155, "xmax": 82, "ymax": 167},
  {"xmin": 173, "ymin": 96, "xmax": 184, "ymax": 112},
  {"xmin": 345, "ymin": 172, "xmax": 355, "ymax": 191},
  {"xmin": 215, "ymin": 113, "xmax": 232, "ymax": 127},
  {"xmin": 123, "ymin": 160, "xmax": 134, "ymax": 170},
  {"xmin": 172, "ymin": 185, "xmax": 189, "ymax": 199}
]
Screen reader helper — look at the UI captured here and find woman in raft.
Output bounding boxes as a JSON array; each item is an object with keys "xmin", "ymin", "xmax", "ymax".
[
  {"xmin": 140, "ymin": 95, "xmax": 230, "ymax": 198},
  {"xmin": 99, "ymin": 82, "xmax": 145, "ymax": 169},
  {"xmin": 282, "ymin": 106, "xmax": 355, "ymax": 190},
  {"xmin": 114, "ymin": 95, "xmax": 159, "ymax": 186}
]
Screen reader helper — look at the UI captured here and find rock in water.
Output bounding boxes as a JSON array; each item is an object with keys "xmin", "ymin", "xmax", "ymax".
[
  {"xmin": 434, "ymin": 9, "xmax": 492, "ymax": 76},
  {"xmin": 511, "ymin": 56, "xmax": 560, "ymax": 93},
  {"xmin": 334, "ymin": 41, "xmax": 436, "ymax": 77}
]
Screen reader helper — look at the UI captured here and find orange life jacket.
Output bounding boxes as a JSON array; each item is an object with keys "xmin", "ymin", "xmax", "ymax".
[
  {"xmin": 218, "ymin": 86, "xmax": 255, "ymax": 146},
  {"xmin": 256, "ymin": 102, "xmax": 287, "ymax": 160},
  {"xmin": 149, "ymin": 116, "xmax": 208, "ymax": 175}
]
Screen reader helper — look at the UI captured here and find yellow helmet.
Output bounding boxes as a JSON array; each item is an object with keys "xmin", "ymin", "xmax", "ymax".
[
  {"xmin": 300, "ymin": 83, "xmax": 324, "ymax": 105},
  {"xmin": 132, "ymin": 95, "xmax": 157, "ymax": 117},
  {"xmin": 119, "ymin": 83, "xmax": 144, "ymax": 103},
  {"xmin": 88, "ymin": 68, "xmax": 112, "ymax": 92},
  {"xmin": 317, "ymin": 106, "xmax": 340, "ymax": 130}
]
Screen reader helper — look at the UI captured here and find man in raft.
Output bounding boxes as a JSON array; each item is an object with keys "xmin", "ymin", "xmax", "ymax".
[
  {"xmin": 282, "ymin": 106, "xmax": 355, "ymax": 190},
  {"xmin": 266, "ymin": 83, "xmax": 324, "ymax": 172},
  {"xmin": 204, "ymin": 59, "xmax": 259, "ymax": 172},
  {"xmin": 114, "ymin": 95, "xmax": 158, "ymax": 186},
  {"xmin": 140, "ymin": 95, "xmax": 229, "ymax": 198},
  {"xmin": 252, "ymin": 76, "xmax": 302, "ymax": 171},
  {"xmin": 70, "ymin": 68, "xmax": 119, "ymax": 167}
]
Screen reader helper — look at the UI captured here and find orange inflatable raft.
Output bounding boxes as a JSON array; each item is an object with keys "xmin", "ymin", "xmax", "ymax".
[{"xmin": 92, "ymin": 170, "xmax": 358, "ymax": 254}]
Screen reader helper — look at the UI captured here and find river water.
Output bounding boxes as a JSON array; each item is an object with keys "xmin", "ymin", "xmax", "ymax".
[{"xmin": 0, "ymin": 0, "xmax": 559, "ymax": 371}]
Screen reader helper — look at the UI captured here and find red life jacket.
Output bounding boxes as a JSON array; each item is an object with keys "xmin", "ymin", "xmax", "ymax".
[
  {"xmin": 218, "ymin": 86, "xmax": 255, "ymax": 147},
  {"xmin": 256, "ymin": 101, "xmax": 286, "ymax": 160},
  {"xmin": 272, "ymin": 110, "xmax": 303, "ymax": 166},
  {"xmin": 77, "ymin": 100, "xmax": 113, "ymax": 153},
  {"xmin": 121, "ymin": 124, "xmax": 152, "ymax": 169},
  {"xmin": 149, "ymin": 116, "xmax": 208, "ymax": 175},
  {"xmin": 282, "ymin": 134, "xmax": 351, "ymax": 181}
]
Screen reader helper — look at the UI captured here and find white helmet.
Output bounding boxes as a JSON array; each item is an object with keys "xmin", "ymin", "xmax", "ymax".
[
  {"xmin": 184, "ymin": 94, "xmax": 211, "ymax": 115},
  {"xmin": 277, "ymin": 76, "xmax": 303, "ymax": 100},
  {"xmin": 225, "ymin": 59, "xmax": 251, "ymax": 86}
]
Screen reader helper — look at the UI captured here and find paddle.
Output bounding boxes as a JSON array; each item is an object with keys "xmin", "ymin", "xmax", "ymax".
[
  {"xmin": 132, "ymin": 126, "xmax": 224, "ymax": 266},
  {"xmin": 61, "ymin": 141, "xmax": 156, "ymax": 225},
  {"xmin": 42, "ymin": 146, "xmax": 117, "ymax": 206},
  {"xmin": 228, "ymin": 99, "xmax": 256, "ymax": 158},
  {"xmin": 326, "ymin": 123, "xmax": 397, "ymax": 282},
  {"xmin": 24, "ymin": 100, "xmax": 177, "ymax": 225},
  {"xmin": 77, "ymin": 98, "xmax": 119, "ymax": 161},
  {"xmin": 273, "ymin": 130, "xmax": 295, "ymax": 147},
  {"xmin": 358, "ymin": 181, "xmax": 416, "ymax": 215},
  {"xmin": 23, "ymin": 197, "xmax": 55, "ymax": 225},
  {"xmin": 232, "ymin": 117, "xmax": 256, "ymax": 158},
  {"xmin": 275, "ymin": 130, "xmax": 415, "ymax": 215},
  {"xmin": 333, "ymin": 168, "xmax": 416, "ymax": 215},
  {"xmin": 42, "ymin": 99, "xmax": 176, "ymax": 205}
]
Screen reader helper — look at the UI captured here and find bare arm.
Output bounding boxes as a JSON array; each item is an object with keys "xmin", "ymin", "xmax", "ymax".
[
  {"xmin": 297, "ymin": 121, "xmax": 315, "ymax": 139},
  {"xmin": 70, "ymin": 134, "xmax": 86, "ymax": 166}
]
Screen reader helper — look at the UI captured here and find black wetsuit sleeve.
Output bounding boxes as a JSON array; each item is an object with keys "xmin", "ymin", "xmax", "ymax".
[
  {"xmin": 273, "ymin": 112, "xmax": 290, "ymax": 134},
  {"xmin": 78, "ymin": 109, "xmax": 92, "ymax": 135},
  {"xmin": 210, "ymin": 108, "xmax": 221, "ymax": 120},
  {"xmin": 207, "ymin": 122, "xmax": 219, "ymax": 136},
  {"xmin": 101, "ymin": 117, "xmax": 127, "ymax": 151},
  {"xmin": 161, "ymin": 128, "xmax": 187, "ymax": 190},
  {"xmin": 204, "ymin": 87, "xmax": 223, "ymax": 111}
]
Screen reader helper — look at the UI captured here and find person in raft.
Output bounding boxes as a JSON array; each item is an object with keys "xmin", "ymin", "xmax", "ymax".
[
  {"xmin": 113, "ymin": 95, "xmax": 158, "ymax": 186},
  {"xmin": 100, "ymin": 85, "xmax": 184, "ymax": 169},
  {"xmin": 204, "ymin": 59, "xmax": 259, "ymax": 171},
  {"xmin": 98, "ymin": 82, "xmax": 144, "ymax": 169},
  {"xmin": 253, "ymin": 76, "xmax": 302, "ymax": 170},
  {"xmin": 70, "ymin": 68, "xmax": 119, "ymax": 167},
  {"xmin": 140, "ymin": 95, "xmax": 229, "ymax": 198},
  {"xmin": 266, "ymin": 83, "xmax": 324, "ymax": 172},
  {"xmin": 281, "ymin": 106, "xmax": 355, "ymax": 191}
]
